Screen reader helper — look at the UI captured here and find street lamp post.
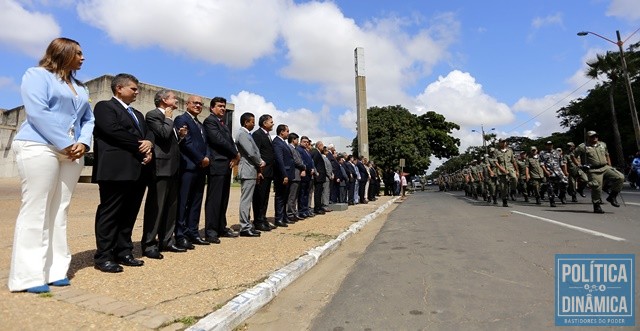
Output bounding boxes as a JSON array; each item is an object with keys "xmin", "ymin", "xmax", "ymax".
[
  {"xmin": 578, "ymin": 28, "xmax": 640, "ymax": 150},
  {"xmin": 472, "ymin": 124, "xmax": 495, "ymax": 155}
]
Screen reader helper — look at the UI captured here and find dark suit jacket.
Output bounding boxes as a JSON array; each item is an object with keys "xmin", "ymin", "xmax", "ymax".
[
  {"xmin": 203, "ymin": 114, "xmax": 238, "ymax": 175},
  {"xmin": 252, "ymin": 128, "xmax": 274, "ymax": 178},
  {"xmin": 297, "ymin": 145, "xmax": 314, "ymax": 182},
  {"xmin": 311, "ymin": 148, "xmax": 326, "ymax": 183},
  {"xmin": 356, "ymin": 161, "xmax": 370, "ymax": 181},
  {"xmin": 273, "ymin": 136, "xmax": 294, "ymax": 180},
  {"xmin": 92, "ymin": 97, "xmax": 154, "ymax": 181},
  {"xmin": 174, "ymin": 112, "xmax": 208, "ymax": 171},
  {"xmin": 146, "ymin": 108, "xmax": 181, "ymax": 177}
]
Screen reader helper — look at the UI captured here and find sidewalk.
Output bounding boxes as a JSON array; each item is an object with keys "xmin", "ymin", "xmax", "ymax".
[{"xmin": 0, "ymin": 178, "xmax": 399, "ymax": 330}]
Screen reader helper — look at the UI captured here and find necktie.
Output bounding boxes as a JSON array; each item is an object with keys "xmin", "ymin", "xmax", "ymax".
[
  {"xmin": 194, "ymin": 116, "xmax": 204, "ymax": 138},
  {"xmin": 220, "ymin": 119, "xmax": 225, "ymax": 126},
  {"xmin": 127, "ymin": 107, "xmax": 140, "ymax": 128}
]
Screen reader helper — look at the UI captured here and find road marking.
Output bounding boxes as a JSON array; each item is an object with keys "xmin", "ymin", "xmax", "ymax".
[
  {"xmin": 625, "ymin": 202, "xmax": 640, "ymax": 206},
  {"xmin": 511, "ymin": 210, "xmax": 626, "ymax": 242}
]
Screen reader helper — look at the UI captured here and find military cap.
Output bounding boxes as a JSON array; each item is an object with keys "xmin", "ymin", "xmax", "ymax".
[
  {"xmin": 567, "ymin": 142, "xmax": 575, "ymax": 147},
  {"xmin": 587, "ymin": 130, "xmax": 598, "ymax": 137},
  {"xmin": 530, "ymin": 146, "xmax": 537, "ymax": 151},
  {"xmin": 546, "ymin": 140, "xmax": 553, "ymax": 144},
  {"xmin": 498, "ymin": 138, "xmax": 506, "ymax": 142}
]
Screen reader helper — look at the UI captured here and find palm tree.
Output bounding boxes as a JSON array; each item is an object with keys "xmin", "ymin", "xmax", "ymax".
[{"xmin": 586, "ymin": 51, "xmax": 625, "ymax": 169}]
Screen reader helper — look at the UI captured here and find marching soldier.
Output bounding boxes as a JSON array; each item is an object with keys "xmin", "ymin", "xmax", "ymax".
[
  {"xmin": 493, "ymin": 139, "xmax": 518, "ymax": 207},
  {"xmin": 526, "ymin": 146, "xmax": 544, "ymax": 205},
  {"xmin": 571, "ymin": 131, "xmax": 624, "ymax": 214},
  {"xmin": 516, "ymin": 151, "xmax": 529, "ymax": 202},
  {"xmin": 539, "ymin": 141, "xmax": 568, "ymax": 207},
  {"xmin": 481, "ymin": 154, "xmax": 497, "ymax": 204},
  {"xmin": 564, "ymin": 142, "xmax": 588, "ymax": 202}
]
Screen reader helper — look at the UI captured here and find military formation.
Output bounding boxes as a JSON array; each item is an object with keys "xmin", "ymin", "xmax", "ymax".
[{"xmin": 437, "ymin": 131, "xmax": 625, "ymax": 214}]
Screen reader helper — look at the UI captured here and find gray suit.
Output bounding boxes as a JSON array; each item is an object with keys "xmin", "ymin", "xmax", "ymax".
[
  {"xmin": 235, "ymin": 127, "xmax": 263, "ymax": 231},
  {"xmin": 287, "ymin": 144, "xmax": 305, "ymax": 218}
]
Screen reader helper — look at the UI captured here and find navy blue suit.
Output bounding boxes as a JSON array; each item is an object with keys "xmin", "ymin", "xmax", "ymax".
[
  {"xmin": 203, "ymin": 114, "xmax": 238, "ymax": 239},
  {"xmin": 174, "ymin": 112, "xmax": 208, "ymax": 241},
  {"xmin": 297, "ymin": 145, "xmax": 314, "ymax": 215},
  {"xmin": 272, "ymin": 136, "xmax": 294, "ymax": 222}
]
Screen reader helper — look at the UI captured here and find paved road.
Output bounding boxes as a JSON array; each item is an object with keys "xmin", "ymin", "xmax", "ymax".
[{"xmin": 307, "ymin": 188, "xmax": 640, "ymax": 330}]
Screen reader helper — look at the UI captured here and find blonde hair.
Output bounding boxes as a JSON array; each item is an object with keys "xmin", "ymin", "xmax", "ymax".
[{"xmin": 38, "ymin": 37, "xmax": 84, "ymax": 86}]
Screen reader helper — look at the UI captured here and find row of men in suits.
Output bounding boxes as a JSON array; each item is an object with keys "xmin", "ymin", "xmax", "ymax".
[
  {"xmin": 327, "ymin": 152, "xmax": 381, "ymax": 205},
  {"xmin": 91, "ymin": 73, "xmax": 243, "ymax": 273}
]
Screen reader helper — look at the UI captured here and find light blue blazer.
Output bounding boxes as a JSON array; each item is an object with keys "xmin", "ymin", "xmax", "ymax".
[{"xmin": 14, "ymin": 67, "xmax": 95, "ymax": 150}]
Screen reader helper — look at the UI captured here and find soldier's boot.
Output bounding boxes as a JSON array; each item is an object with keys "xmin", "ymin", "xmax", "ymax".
[
  {"xmin": 559, "ymin": 193, "xmax": 566, "ymax": 204},
  {"xmin": 571, "ymin": 194, "xmax": 578, "ymax": 203},
  {"xmin": 502, "ymin": 199, "xmax": 508, "ymax": 207},
  {"xmin": 535, "ymin": 197, "xmax": 541, "ymax": 205},
  {"xmin": 492, "ymin": 196, "xmax": 497, "ymax": 205},
  {"xmin": 524, "ymin": 195, "xmax": 529, "ymax": 203},
  {"xmin": 577, "ymin": 186, "xmax": 586, "ymax": 197},
  {"xmin": 549, "ymin": 197, "xmax": 556, "ymax": 207},
  {"xmin": 510, "ymin": 191, "xmax": 516, "ymax": 201},
  {"xmin": 606, "ymin": 192, "xmax": 620, "ymax": 207},
  {"xmin": 593, "ymin": 203, "xmax": 605, "ymax": 214}
]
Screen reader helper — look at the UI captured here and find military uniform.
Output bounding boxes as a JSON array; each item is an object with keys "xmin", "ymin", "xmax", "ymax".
[
  {"xmin": 539, "ymin": 144, "xmax": 567, "ymax": 207},
  {"xmin": 572, "ymin": 131, "xmax": 624, "ymax": 213},
  {"xmin": 493, "ymin": 141, "xmax": 518, "ymax": 207},
  {"xmin": 564, "ymin": 142, "xmax": 588, "ymax": 202},
  {"xmin": 526, "ymin": 147, "xmax": 544, "ymax": 204},
  {"xmin": 516, "ymin": 155, "xmax": 529, "ymax": 202}
]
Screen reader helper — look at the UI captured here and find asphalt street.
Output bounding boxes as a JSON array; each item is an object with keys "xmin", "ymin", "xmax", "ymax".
[{"xmin": 309, "ymin": 188, "xmax": 640, "ymax": 330}]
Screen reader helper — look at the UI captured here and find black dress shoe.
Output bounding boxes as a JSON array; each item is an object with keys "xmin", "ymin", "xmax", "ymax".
[
  {"xmin": 240, "ymin": 230, "xmax": 261, "ymax": 237},
  {"xmin": 314, "ymin": 209, "xmax": 325, "ymax": 215},
  {"xmin": 323, "ymin": 207, "xmax": 333, "ymax": 212},
  {"xmin": 143, "ymin": 249, "xmax": 164, "ymax": 259},
  {"xmin": 306, "ymin": 212, "xmax": 315, "ymax": 217},
  {"xmin": 254, "ymin": 223, "xmax": 271, "ymax": 231},
  {"xmin": 286, "ymin": 217, "xmax": 297, "ymax": 224},
  {"xmin": 177, "ymin": 237, "xmax": 195, "ymax": 250},
  {"xmin": 189, "ymin": 236, "xmax": 210, "ymax": 245},
  {"xmin": 94, "ymin": 261, "xmax": 123, "ymax": 273},
  {"xmin": 274, "ymin": 220, "xmax": 288, "ymax": 227},
  {"xmin": 268, "ymin": 222, "xmax": 277, "ymax": 229},
  {"xmin": 297, "ymin": 214, "xmax": 307, "ymax": 219},
  {"xmin": 220, "ymin": 229, "xmax": 239, "ymax": 238},
  {"xmin": 205, "ymin": 236, "xmax": 221, "ymax": 244},
  {"xmin": 163, "ymin": 244, "xmax": 187, "ymax": 253},
  {"xmin": 116, "ymin": 255, "xmax": 144, "ymax": 267}
]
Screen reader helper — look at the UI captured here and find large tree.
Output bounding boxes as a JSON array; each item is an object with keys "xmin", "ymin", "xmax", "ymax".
[{"xmin": 351, "ymin": 105, "xmax": 460, "ymax": 175}]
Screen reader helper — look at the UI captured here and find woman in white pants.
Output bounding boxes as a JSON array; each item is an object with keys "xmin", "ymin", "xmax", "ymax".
[{"xmin": 8, "ymin": 38, "xmax": 94, "ymax": 293}]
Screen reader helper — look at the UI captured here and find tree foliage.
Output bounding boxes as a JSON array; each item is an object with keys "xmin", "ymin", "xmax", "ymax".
[{"xmin": 351, "ymin": 105, "xmax": 460, "ymax": 175}]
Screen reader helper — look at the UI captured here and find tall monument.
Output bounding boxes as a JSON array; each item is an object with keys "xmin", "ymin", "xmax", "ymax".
[{"xmin": 354, "ymin": 47, "xmax": 369, "ymax": 158}]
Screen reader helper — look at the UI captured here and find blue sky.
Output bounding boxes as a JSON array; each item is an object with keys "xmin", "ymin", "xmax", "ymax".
[{"xmin": 1, "ymin": 0, "xmax": 639, "ymax": 169}]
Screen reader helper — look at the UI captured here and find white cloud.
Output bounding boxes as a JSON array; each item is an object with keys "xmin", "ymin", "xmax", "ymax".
[
  {"xmin": 76, "ymin": 0, "xmax": 286, "ymax": 67},
  {"xmin": 338, "ymin": 109, "xmax": 357, "ymax": 134},
  {"xmin": 0, "ymin": 76, "xmax": 18, "ymax": 90},
  {"xmin": 607, "ymin": 0, "xmax": 640, "ymax": 21},
  {"xmin": 0, "ymin": 0, "xmax": 61, "ymax": 57},
  {"xmin": 279, "ymin": 4, "xmax": 459, "ymax": 109},
  {"xmin": 230, "ymin": 90, "xmax": 326, "ymax": 139},
  {"xmin": 414, "ymin": 70, "xmax": 514, "ymax": 127},
  {"xmin": 531, "ymin": 12, "xmax": 563, "ymax": 29},
  {"xmin": 511, "ymin": 93, "xmax": 568, "ymax": 137}
]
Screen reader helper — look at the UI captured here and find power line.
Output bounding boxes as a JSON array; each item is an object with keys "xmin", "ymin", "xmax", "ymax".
[{"xmin": 508, "ymin": 77, "xmax": 595, "ymax": 133}]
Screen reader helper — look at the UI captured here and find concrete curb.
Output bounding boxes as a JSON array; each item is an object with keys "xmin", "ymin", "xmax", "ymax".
[{"xmin": 188, "ymin": 197, "xmax": 401, "ymax": 331}]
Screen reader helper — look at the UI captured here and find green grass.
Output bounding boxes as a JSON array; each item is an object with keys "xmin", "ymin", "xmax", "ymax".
[{"xmin": 175, "ymin": 316, "xmax": 198, "ymax": 326}]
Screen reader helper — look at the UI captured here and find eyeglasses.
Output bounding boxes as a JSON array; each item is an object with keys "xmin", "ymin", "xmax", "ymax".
[{"xmin": 189, "ymin": 101, "xmax": 204, "ymax": 106}]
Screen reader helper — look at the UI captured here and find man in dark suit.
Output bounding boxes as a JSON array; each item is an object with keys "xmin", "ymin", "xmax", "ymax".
[
  {"xmin": 310, "ymin": 141, "xmax": 326, "ymax": 215},
  {"xmin": 286, "ymin": 132, "xmax": 306, "ymax": 221},
  {"xmin": 141, "ymin": 89, "xmax": 187, "ymax": 259},
  {"xmin": 252, "ymin": 115, "xmax": 275, "ymax": 232},
  {"xmin": 272, "ymin": 124, "xmax": 294, "ymax": 227},
  {"xmin": 173, "ymin": 95, "xmax": 210, "ymax": 249},
  {"xmin": 296, "ymin": 136, "xmax": 315, "ymax": 218},
  {"xmin": 356, "ymin": 156, "xmax": 370, "ymax": 204},
  {"xmin": 92, "ymin": 73, "xmax": 153, "ymax": 273},
  {"xmin": 203, "ymin": 97, "xmax": 240, "ymax": 243}
]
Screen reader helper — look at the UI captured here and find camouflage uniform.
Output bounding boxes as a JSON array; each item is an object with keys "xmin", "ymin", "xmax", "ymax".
[
  {"xmin": 539, "ymin": 144, "xmax": 567, "ymax": 207},
  {"xmin": 493, "ymin": 141, "xmax": 518, "ymax": 207},
  {"xmin": 572, "ymin": 131, "xmax": 624, "ymax": 213},
  {"xmin": 526, "ymin": 147, "xmax": 544, "ymax": 204},
  {"xmin": 481, "ymin": 155, "xmax": 497, "ymax": 204},
  {"xmin": 564, "ymin": 142, "xmax": 588, "ymax": 202},
  {"xmin": 516, "ymin": 154, "xmax": 529, "ymax": 202}
]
